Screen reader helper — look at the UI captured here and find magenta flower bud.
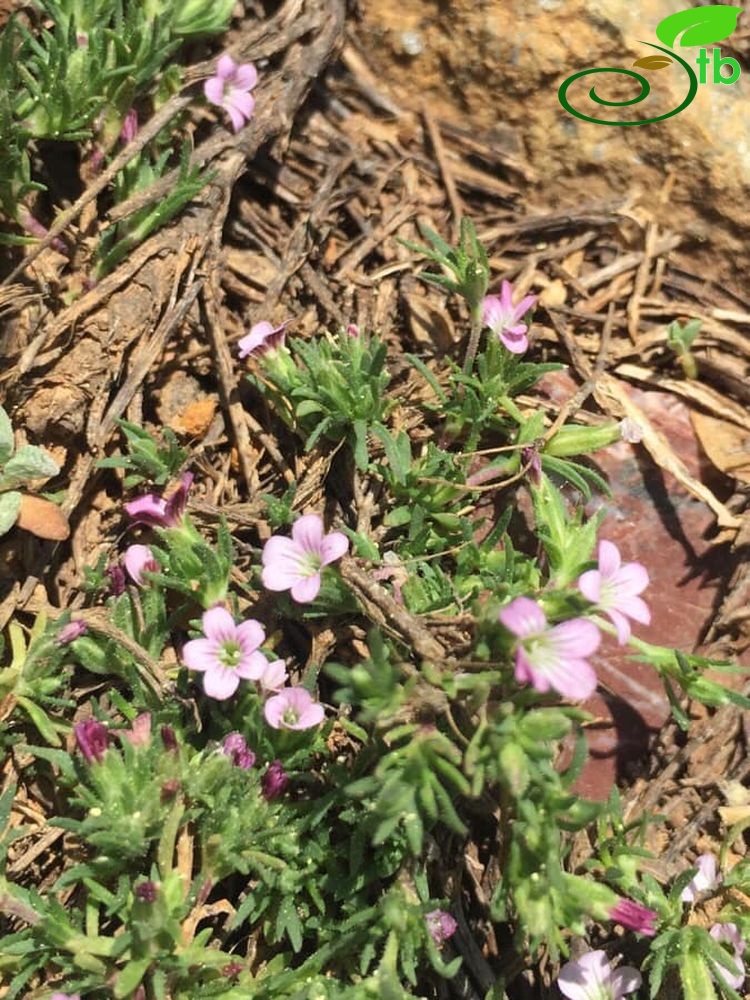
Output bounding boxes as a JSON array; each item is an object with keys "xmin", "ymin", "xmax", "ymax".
[
  {"xmin": 609, "ymin": 898, "xmax": 657, "ymax": 936},
  {"xmin": 74, "ymin": 719, "xmax": 109, "ymax": 763},
  {"xmin": 346, "ymin": 323, "xmax": 360, "ymax": 337},
  {"xmin": 160, "ymin": 725, "xmax": 178, "ymax": 751},
  {"xmin": 520, "ymin": 445, "xmax": 542, "ymax": 485},
  {"xmin": 222, "ymin": 961, "xmax": 244, "ymax": 978},
  {"xmin": 56, "ymin": 620, "xmax": 87, "ymax": 645},
  {"xmin": 237, "ymin": 320, "xmax": 288, "ymax": 359},
  {"xmin": 261, "ymin": 760, "xmax": 289, "ymax": 800},
  {"xmin": 425, "ymin": 909, "xmax": 457, "ymax": 946},
  {"xmin": 134, "ymin": 880, "xmax": 158, "ymax": 903},
  {"xmin": 222, "ymin": 732, "xmax": 256, "ymax": 769},
  {"xmin": 124, "ymin": 472, "xmax": 193, "ymax": 528},
  {"xmin": 124, "ymin": 544, "xmax": 160, "ymax": 586}
]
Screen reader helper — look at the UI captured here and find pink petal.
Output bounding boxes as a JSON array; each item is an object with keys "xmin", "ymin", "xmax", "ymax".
[
  {"xmin": 598, "ymin": 539, "xmax": 622, "ymax": 577},
  {"xmin": 236, "ymin": 618, "xmax": 265, "ymax": 651},
  {"xmin": 292, "ymin": 514, "xmax": 325, "ymax": 552},
  {"xmin": 610, "ymin": 966, "xmax": 643, "ymax": 996},
  {"xmin": 204, "ymin": 76, "xmax": 225, "ymax": 106},
  {"xmin": 543, "ymin": 657, "xmax": 598, "ymax": 700},
  {"xmin": 611, "ymin": 562, "xmax": 649, "ymax": 595},
  {"xmin": 499, "ymin": 330, "xmax": 528, "ymax": 354},
  {"xmin": 227, "ymin": 89, "xmax": 255, "ymax": 122},
  {"xmin": 260, "ymin": 659, "xmax": 288, "ymax": 693},
  {"xmin": 499, "ymin": 280, "xmax": 514, "ymax": 312},
  {"xmin": 226, "ymin": 104, "xmax": 247, "ymax": 132},
  {"xmin": 235, "ymin": 650, "xmax": 269, "ymax": 681},
  {"xmin": 263, "ymin": 693, "xmax": 287, "ymax": 728},
  {"xmin": 320, "ymin": 530, "xmax": 348, "ymax": 564},
  {"xmin": 202, "ymin": 606, "xmax": 237, "ymax": 643},
  {"xmin": 578, "ymin": 568, "xmax": 602, "ymax": 603},
  {"xmin": 216, "ymin": 53, "xmax": 236, "ymax": 81},
  {"xmin": 296, "ymin": 703, "xmax": 326, "ymax": 729},
  {"xmin": 608, "ymin": 608, "xmax": 632, "ymax": 645},
  {"xmin": 613, "ymin": 594, "xmax": 650, "ymax": 625},
  {"xmin": 238, "ymin": 321, "xmax": 274, "ymax": 357},
  {"xmin": 233, "ymin": 62, "xmax": 258, "ymax": 90},
  {"xmin": 515, "ymin": 647, "xmax": 549, "ymax": 691},
  {"xmin": 558, "ymin": 950, "xmax": 610, "ymax": 1000},
  {"xmin": 513, "ymin": 293, "xmax": 537, "ymax": 318},
  {"xmin": 482, "ymin": 295, "xmax": 504, "ymax": 330},
  {"xmin": 124, "ymin": 493, "xmax": 169, "ymax": 525},
  {"xmin": 499, "ymin": 596, "xmax": 546, "ymax": 638},
  {"xmin": 549, "ymin": 618, "xmax": 601, "ymax": 658},
  {"xmin": 203, "ymin": 666, "xmax": 240, "ymax": 700},
  {"xmin": 182, "ymin": 638, "xmax": 217, "ymax": 672},
  {"xmin": 291, "ymin": 573, "xmax": 321, "ymax": 603}
]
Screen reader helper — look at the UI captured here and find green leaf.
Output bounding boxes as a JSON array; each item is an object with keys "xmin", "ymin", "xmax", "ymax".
[
  {"xmin": 114, "ymin": 956, "xmax": 151, "ymax": 998},
  {"xmin": 0, "ymin": 406, "xmax": 13, "ymax": 464},
  {"xmin": 656, "ymin": 5, "xmax": 742, "ymax": 47},
  {"xmin": 2, "ymin": 444, "xmax": 59, "ymax": 482},
  {"xmin": 0, "ymin": 491, "xmax": 21, "ymax": 535}
]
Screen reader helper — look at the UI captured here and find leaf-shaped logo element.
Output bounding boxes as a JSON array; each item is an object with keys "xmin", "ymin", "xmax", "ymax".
[
  {"xmin": 656, "ymin": 5, "xmax": 743, "ymax": 47},
  {"xmin": 633, "ymin": 55, "xmax": 674, "ymax": 69}
]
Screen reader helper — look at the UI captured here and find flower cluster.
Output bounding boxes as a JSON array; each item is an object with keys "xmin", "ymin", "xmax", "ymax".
[{"xmin": 500, "ymin": 539, "xmax": 650, "ymax": 701}]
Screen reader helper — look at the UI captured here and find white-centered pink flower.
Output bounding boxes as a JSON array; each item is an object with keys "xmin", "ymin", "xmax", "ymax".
[
  {"xmin": 499, "ymin": 596, "xmax": 600, "ymax": 700},
  {"xmin": 558, "ymin": 950, "xmax": 642, "ymax": 1000},
  {"xmin": 481, "ymin": 280, "xmax": 537, "ymax": 354},
  {"xmin": 578, "ymin": 540, "xmax": 650, "ymax": 645},
  {"xmin": 182, "ymin": 607, "xmax": 267, "ymax": 700},
  {"xmin": 204, "ymin": 53, "xmax": 258, "ymax": 133},
  {"xmin": 709, "ymin": 923, "xmax": 745, "ymax": 991},
  {"xmin": 264, "ymin": 686, "xmax": 325, "ymax": 730},
  {"xmin": 237, "ymin": 320, "xmax": 288, "ymax": 359},
  {"xmin": 681, "ymin": 852, "xmax": 720, "ymax": 902},
  {"xmin": 261, "ymin": 513, "xmax": 349, "ymax": 603},
  {"xmin": 124, "ymin": 544, "xmax": 160, "ymax": 586}
]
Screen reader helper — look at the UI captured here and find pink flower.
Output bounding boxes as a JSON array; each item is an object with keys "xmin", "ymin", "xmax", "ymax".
[
  {"xmin": 499, "ymin": 597, "xmax": 600, "ymax": 700},
  {"xmin": 125, "ymin": 472, "xmax": 193, "ymax": 528},
  {"xmin": 264, "ymin": 687, "xmax": 325, "ymax": 730},
  {"xmin": 578, "ymin": 540, "xmax": 650, "ymax": 644},
  {"xmin": 258, "ymin": 658, "xmax": 288, "ymax": 695},
  {"xmin": 124, "ymin": 544, "xmax": 160, "ymax": 585},
  {"xmin": 425, "ymin": 909, "xmax": 457, "ymax": 946},
  {"xmin": 681, "ymin": 852, "xmax": 720, "ymax": 902},
  {"xmin": 558, "ymin": 950, "xmax": 642, "ymax": 1000},
  {"xmin": 709, "ymin": 923, "xmax": 745, "ymax": 990},
  {"xmin": 120, "ymin": 108, "xmax": 138, "ymax": 144},
  {"xmin": 261, "ymin": 513, "xmax": 349, "ymax": 603},
  {"xmin": 52, "ymin": 994, "xmax": 81, "ymax": 1000},
  {"xmin": 181, "ymin": 607, "xmax": 267, "ymax": 700},
  {"xmin": 262, "ymin": 759, "xmax": 289, "ymax": 799},
  {"xmin": 204, "ymin": 53, "xmax": 258, "ymax": 132},
  {"xmin": 481, "ymin": 281, "xmax": 537, "ymax": 354},
  {"xmin": 74, "ymin": 719, "xmax": 109, "ymax": 763},
  {"xmin": 221, "ymin": 732, "xmax": 256, "ymax": 769},
  {"xmin": 609, "ymin": 899, "xmax": 657, "ymax": 936},
  {"xmin": 237, "ymin": 320, "xmax": 287, "ymax": 359}
]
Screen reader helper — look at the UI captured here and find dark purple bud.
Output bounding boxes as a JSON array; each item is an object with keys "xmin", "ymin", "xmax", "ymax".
[
  {"xmin": 521, "ymin": 445, "xmax": 542, "ymax": 486},
  {"xmin": 56, "ymin": 620, "xmax": 88, "ymax": 645},
  {"xmin": 107, "ymin": 563, "xmax": 126, "ymax": 597},
  {"xmin": 74, "ymin": 719, "xmax": 109, "ymax": 763},
  {"xmin": 134, "ymin": 880, "xmax": 158, "ymax": 903},
  {"xmin": 261, "ymin": 759, "xmax": 289, "ymax": 800},
  {"xmin": 160, "ymin": 725, "xmax": 178, "ymax": 751}
]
